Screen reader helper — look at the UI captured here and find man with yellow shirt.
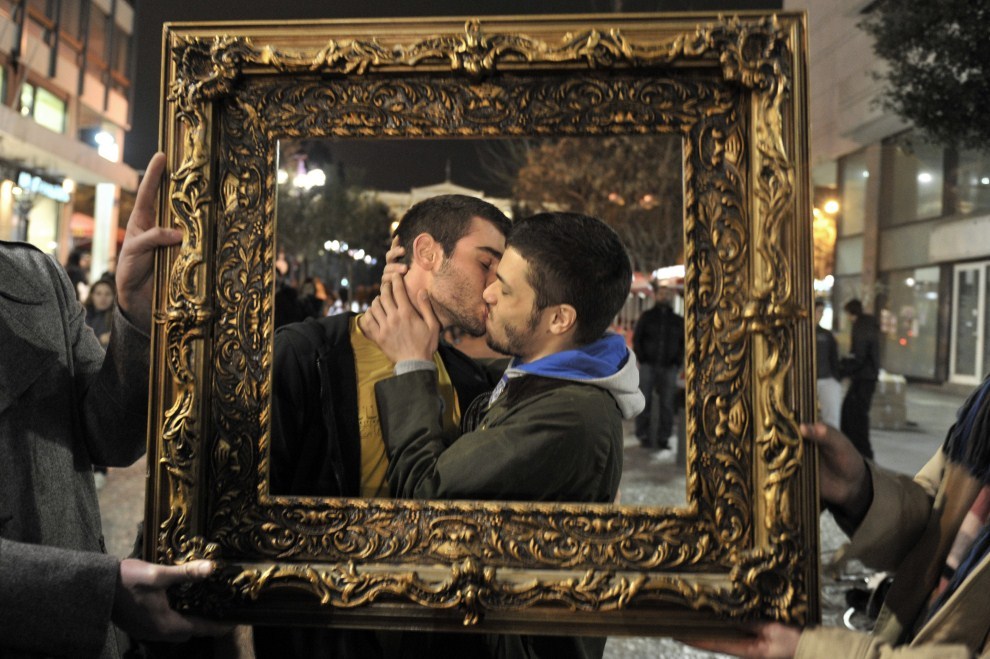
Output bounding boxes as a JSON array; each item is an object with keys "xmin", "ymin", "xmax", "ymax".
[{"xmin": 255, "ymin": 194, "xmax": 510, "ymax": 659}]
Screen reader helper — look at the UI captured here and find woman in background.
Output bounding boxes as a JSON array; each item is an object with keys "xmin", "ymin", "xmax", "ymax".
[{"xmin": 84, "ymin": 278, "xmax": 116, "ymax": 348}]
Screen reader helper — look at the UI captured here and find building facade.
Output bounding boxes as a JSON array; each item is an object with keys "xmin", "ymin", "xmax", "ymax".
[
  {"xmin": 786, "ymin": 0, "xmax": 990, "ymax": 385},
  {"xmin": 0, "ymin": 0, "xmax": 137, "ymax": 282}
]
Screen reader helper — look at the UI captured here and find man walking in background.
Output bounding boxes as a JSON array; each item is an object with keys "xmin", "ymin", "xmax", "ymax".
[
  {"xmin": 632, "ymin": 282, "xmax": 684, "ymax": 457},
  {"xmin": 840, "ymin": 298, "xmax": 880, "ymax": 459}
]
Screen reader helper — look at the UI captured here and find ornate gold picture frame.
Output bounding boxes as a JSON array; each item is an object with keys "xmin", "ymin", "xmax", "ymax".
[{"xmin": 146, "ymin": 13, "xmax": 817, "ymax": 637}]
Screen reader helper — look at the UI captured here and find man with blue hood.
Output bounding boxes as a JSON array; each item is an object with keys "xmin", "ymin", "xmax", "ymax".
[
  {"xmin": 367, "ymin": 211, "xmax": 643, "ymax": 503},
  {"xmin": 362, "ymin": 212, "xmax": 643, "ymax": 658}
]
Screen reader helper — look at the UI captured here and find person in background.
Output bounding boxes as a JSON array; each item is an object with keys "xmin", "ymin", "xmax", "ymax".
[
  {"xmin": 0, "ymin": 153, "xmax": 230, "ymax": 658},
  {"xmin": 84, "ymin": 278, "xmax": 117, "ymax": 349},
  {"xmin": 815, "ymin": 298, "xmax": 842, "ymax": 428},
  {"xmin": 273, "ymin": 276, "xmax": 305, "ymax": 329},
  {"xmin": 298, "ymin": 276, "xmax": 327, "ymax": 319},
  {"xmin": 840, "ymin": 298, "xmax": 881, "ymax": 459},
  {"xmin": 65, "ymin": 247, "xmax": 91, "ymax": 301},
  {"xmin": 632, "ymin": 282, "xmax": 684, "ymax": 457}
]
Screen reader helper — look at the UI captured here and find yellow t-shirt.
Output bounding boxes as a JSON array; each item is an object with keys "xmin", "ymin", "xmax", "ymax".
[{"xmin": 350, "ymin": 315, "xmax": 461, "ymax": 497}]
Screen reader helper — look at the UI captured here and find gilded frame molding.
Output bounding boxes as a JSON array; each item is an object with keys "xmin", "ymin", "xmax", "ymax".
[{"xmin": 146, "ymin": 13, "xmax": 817, "ymax": 636}]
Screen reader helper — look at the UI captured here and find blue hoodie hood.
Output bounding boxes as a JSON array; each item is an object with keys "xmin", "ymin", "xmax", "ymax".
[{"xmin": 496, "ymin": 333, "xmax": 645, "ymax": 419}]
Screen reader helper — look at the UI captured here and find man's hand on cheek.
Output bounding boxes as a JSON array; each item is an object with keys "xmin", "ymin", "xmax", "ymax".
[{"xmin": 364, "ymin": 275, "xmax": 440, "ymax": 364}]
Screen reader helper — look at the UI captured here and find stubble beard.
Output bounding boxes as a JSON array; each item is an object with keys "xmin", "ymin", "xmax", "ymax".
[
  {"xmin": 429, "ymin": 290, "xmax": 486, "ymax": 337},
  {"xmin": 484, "ymin": 305, "xmax": 543, "ymax": 358}
]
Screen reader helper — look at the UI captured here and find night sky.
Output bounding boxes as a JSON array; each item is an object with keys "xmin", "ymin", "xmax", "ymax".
[{"xmin": 127, "ymin": 0, "xmax": 782, "ymax": 193}]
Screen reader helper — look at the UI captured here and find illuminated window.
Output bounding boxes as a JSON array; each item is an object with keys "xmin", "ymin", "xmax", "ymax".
[
  {"xmin": 33, "ymin": 87, "xmax": 67, "ymax": 133},
  {"xmin": 19, "ymin": 82, "xmax": 67, "ymax": 134},
  {"xmin": 839, "ymin": 151, "xmax": 870, "ymax": 236},
  {"xmin": 887, "ymin": 137, "xmax": 944, "ymax": 224},
  {"xmin": 878, "ymin": 266, "xmax": 940, "ymax": 379},
  {"xmin": 956, "ymin": 149, "xmax": 990, "ymax": 217}
]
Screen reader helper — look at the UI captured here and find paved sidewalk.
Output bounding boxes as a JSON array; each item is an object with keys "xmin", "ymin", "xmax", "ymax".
[{"xmin": 97, "ymin": 384, "xmax": 969, "ymax": 658}]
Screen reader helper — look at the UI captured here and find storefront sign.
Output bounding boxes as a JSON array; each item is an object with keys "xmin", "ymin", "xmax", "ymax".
[{"xmin": 17, "ymin": 171, "xmax": 69, "ymax": 203}]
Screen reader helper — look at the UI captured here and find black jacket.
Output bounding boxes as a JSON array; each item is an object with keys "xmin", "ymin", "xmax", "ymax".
[
  {"xmin": 815, "ymin": 324, "xmax": 841, "ymax": 381},
  {"xmin": 632, "ymin": 303, "xmax": 684, "ymax": 367},
  {"xmin": 840, "ymin": 314, "xmax": 880, "ymax": 381},
  {"xmin": 267, "ymin": 312, "xmax": 496, "ymax": 497},
  {"xmin": 255, "ymin": 313, "xmax": 497, "ymax": 659}
]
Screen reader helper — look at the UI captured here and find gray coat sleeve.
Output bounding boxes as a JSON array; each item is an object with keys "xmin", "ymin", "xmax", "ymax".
[
  {"xmin": 80, "ymin": 304, "xmax": 152, "ymax": 466},
  {"xmin": 0, "ymin": 539, "xmax": 119, "ymax": 657},
  {"xmin": 0, "ymin": 249, "xmax": 149, "ymax": 656},
  {"xmin": 47, "ymin": 258, "xmax": 150, "ymax": 467}
]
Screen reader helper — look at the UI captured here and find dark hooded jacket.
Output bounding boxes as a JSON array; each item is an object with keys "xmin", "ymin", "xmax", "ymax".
[{"xmin": 254, "ymin": 312, "xmax": 497, "ymax": 659}]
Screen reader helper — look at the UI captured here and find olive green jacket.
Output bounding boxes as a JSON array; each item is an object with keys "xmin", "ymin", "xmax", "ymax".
[
  {"xmin": 377, "ymin": 369, "xmax": 624, "ymax": 503},
  {"xmin": 375, "ymin": 368, "xmax": 630, "ymax": 659}
]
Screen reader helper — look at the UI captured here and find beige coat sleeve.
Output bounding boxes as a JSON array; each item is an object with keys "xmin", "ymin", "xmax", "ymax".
[
  {"xmin": 841, "ymin": 456, "xmax": 940, "ymax": 571},
  {"xmin": 796, "ymin": 627, "xmax": 978, "ymax": 659}
]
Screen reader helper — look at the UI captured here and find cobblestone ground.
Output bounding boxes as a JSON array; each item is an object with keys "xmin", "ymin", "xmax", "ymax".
[{"xmin": 98, "ymin": 384, "xmax": 966, "ymax": 658}]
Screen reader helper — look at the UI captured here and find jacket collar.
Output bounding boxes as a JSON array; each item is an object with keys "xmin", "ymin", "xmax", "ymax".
[{"xmin": 0, "ymin": 243, "xmax": 61, "ymax": 414}]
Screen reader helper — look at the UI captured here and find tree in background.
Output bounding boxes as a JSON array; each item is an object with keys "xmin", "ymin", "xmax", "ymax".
[
  {"xmin": 277, "ymin": 140, "xmax": 392, "ymax": 288},
  {"xmin": 860, "ymin": 0, "xmax": 989, "ymax": 150},
  {"xmin": 511, "ymin": 135, "xmax": 683, "ymax": 273}
]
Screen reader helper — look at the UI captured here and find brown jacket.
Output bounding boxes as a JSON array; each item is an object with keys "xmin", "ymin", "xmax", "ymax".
[{"xmin": 798, "ymin": 452, "xmax": 990, "ymax": 658}]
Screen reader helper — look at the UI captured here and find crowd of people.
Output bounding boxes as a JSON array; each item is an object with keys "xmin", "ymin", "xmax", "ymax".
[
  {"xmin": 274, "ymin": 274, "xmax": 383, "ymax": 329},
  {"xmin": 3, "ymin": 152, "xmax": 990, "ymax": 659}
]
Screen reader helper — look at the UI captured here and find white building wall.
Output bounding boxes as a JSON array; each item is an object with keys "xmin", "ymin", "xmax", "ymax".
[{"xmin": 785, "ymin": 0, "xmax": 907, "ymax": 166}]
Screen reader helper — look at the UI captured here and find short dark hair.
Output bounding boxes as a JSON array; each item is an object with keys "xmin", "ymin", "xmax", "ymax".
[
  {"xmin": 844, "ymin": 298, "xmax": 863, "ymax": 316},
  {"xmin": 814, "ymin": 298, "xmax": 825, "ymax": 309},
  {"xmin": 393, "ymin": 195, "xmax": 511, "ymax": 262},
  {"xmin": 507, "ymin": 212, "xmax": 632, "ymax": 345}
]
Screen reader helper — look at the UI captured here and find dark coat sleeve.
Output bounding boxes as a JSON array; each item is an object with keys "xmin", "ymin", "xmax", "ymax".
[{"xmin": 269, "ymin": 321, "xmax": 352, "ymax": 496}]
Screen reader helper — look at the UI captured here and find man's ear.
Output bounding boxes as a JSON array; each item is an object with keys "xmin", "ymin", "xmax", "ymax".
[
  {"xmin": 410, "ymin": 233, "xmax": 442, "ymax": 271},
  {"xmin": 547, "ymin": 303, "xmax": 578, "ymax": 336}
]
